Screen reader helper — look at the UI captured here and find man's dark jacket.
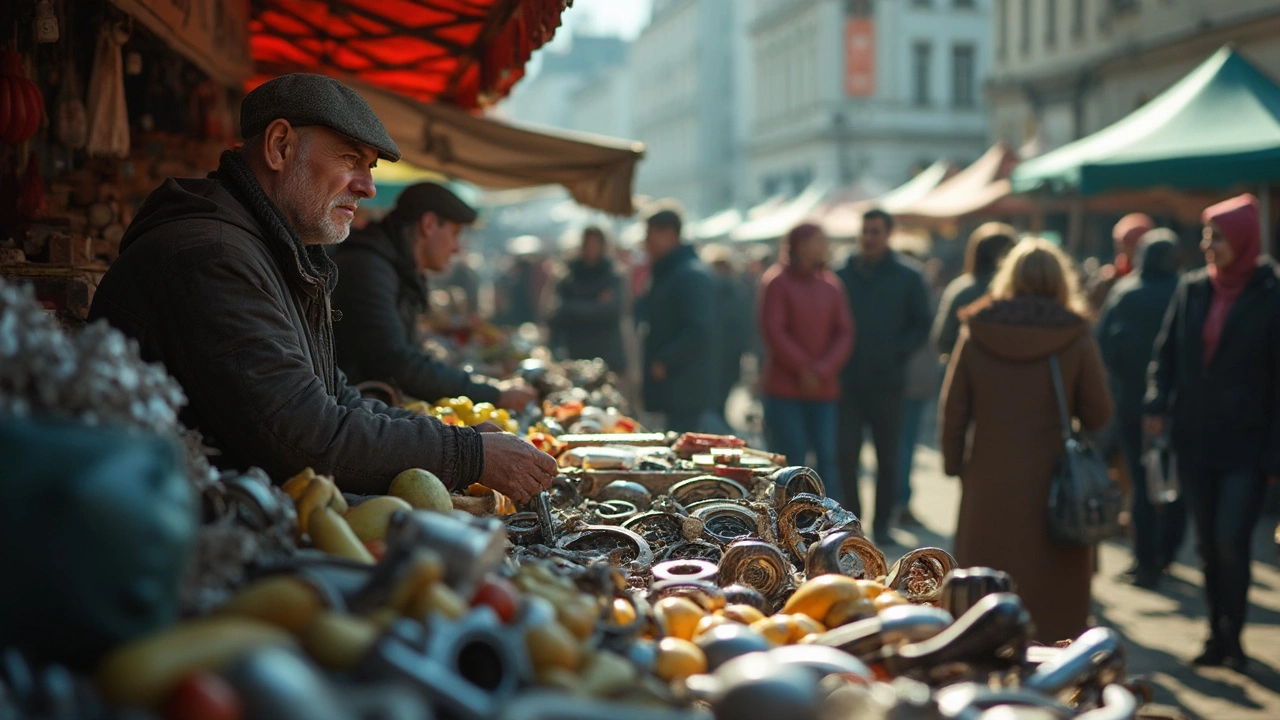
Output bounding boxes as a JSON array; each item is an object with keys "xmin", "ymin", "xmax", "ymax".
[
  {"xmin": 1096, "ymin": 238, "xmax": 1178, "ymax": 422},
  {"xmin": 1146, "ymin": 258, "xmax": 1280, "ymax": 478},
  {"xmin": 330, "ymin": 221, "xmax": 500, "ymax": 405},
  {"xmin": 641, "ymin": 244, "xmax": 720, "ymax": 414},
  {"xmin": 547, "ymin": 258, "xmax": 627, "ymax": 372},
  {"xmin": 87, "ymin": 152, "xmax": 484, "ymax": 493},
  {"xmin": 932, "ymin": 270, "xmax": 995, "ymax": 358},
  {"xmin": 836, "ymin": 250, "xmax": 931, "ymax": 391}
]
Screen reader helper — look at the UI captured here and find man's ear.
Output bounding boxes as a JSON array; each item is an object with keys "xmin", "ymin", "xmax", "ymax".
[
  {"xmin": 418, "ymin": 211, "xmax": 440, "ymax": 237},
  {"xmin": 260, "ymin": 119, "xmax": 297, "ymax": 171}
]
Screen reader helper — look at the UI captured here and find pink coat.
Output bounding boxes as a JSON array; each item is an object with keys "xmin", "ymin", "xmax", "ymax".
[{"xmin": 758, "ymin": 263, "xmax": 855, "ymax": 401}]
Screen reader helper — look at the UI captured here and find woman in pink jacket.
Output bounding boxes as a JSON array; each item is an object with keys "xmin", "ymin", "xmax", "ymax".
[{"xmin": 759, "ymin": 223, "xmax": 856, "ymax": 502}]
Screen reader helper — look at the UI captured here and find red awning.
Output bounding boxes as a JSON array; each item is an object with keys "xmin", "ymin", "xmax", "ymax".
[{"xmin": 250, "ymin": 0, "xmax": 571, "ymax": 109}]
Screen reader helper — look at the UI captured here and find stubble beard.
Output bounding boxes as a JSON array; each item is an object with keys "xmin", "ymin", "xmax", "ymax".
[{"xmin": 278, "ymin": 166, "xmax": 359, "ymax": 246}]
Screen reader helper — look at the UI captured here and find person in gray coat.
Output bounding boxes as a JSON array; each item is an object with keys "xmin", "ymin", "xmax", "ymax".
[
  {"xmin": 1096, "ymin": 230, "xmax": 1187, "ymax": 589},
  {"xmin": 932, "ymin": 222, "xmax": 1016, "ymax": 360}
]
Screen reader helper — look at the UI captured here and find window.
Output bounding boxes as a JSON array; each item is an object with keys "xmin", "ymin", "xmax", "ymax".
[
  {"xmin": 952, "ymin": 44, "xmax": 975, "ymax": 109},
  {"xmin": 1072, "ymin": 0, "xmax": 1085, "ymax": 39},
  {"xmin": 996, "ymin": 0, "xmax": 1008, "ymax": 60},
  {"xmin": 912, "ymin": 41, "xmax": 932, "ymax": 107},
  {"xmin": 1046, "ymin": 0, "xmax": 1057, "ymax": 48},
  {"xmin": 1020, "ymin": 0, "xmax": 1031, "ymax": 55}
]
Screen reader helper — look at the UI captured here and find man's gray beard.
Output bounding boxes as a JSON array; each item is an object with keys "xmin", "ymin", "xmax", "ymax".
[{"xmin": 278, "ymin": 170, "xmax": 352, "ymax": 246}]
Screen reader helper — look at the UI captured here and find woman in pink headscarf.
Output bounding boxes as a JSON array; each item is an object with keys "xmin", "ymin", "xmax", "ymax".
[{"xmin": 1145, "ymin": 193, "xmax": 1280, "ymax": 673}]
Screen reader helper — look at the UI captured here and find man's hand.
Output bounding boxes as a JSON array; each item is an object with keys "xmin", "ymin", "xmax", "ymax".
[
  {"xmin": 1143, "ymin": 416, "xmax": 1165, "ymax": 438},
  {"xmin": 477, "ymin": 433, "xmax": 557, "ymax": 504},
  {"xmin": 650, "ymin": 362, "xmax": 668, "ymax": 382},
  {"xmin": 497, "ymin": 386, "xmax": 538, "ymax": 411}
]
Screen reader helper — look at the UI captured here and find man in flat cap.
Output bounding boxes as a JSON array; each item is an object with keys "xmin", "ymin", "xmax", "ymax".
[
  {"xmin": 88, "ymin": 74, "xmax": 556, "ymax": 500},
  {"xmin": 331, "ymin": 183, "xmax": 537, "ymax": 409}
]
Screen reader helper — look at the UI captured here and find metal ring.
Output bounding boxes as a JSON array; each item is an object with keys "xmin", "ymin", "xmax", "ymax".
[
  {"xmin": 769, "ymin": 466, "xmax": 826, "ymax": 509},
  {"xmin": 595, "ymin": 499, "xmax": 640, "ymax": 524},
  {"xmin": 669, "ymin": 476, "xmax": 749, "ymax": 505},
  {"xmin": 658, "ymin": 539, "xmax": 723, "ymax": 564},
  {"xmin": 649, "ymin": 579, "xmax": 727, "ymax": 612},
  {"xmin": 596, "ymin": 480, "xmax": 653, "ymax": 510},
  {"xmin": 717, "ymin": 540, "xmax": 793, "ymax": 599},
  {"xmin": 689, "ymin": 501, "xmax": 759, "ymax": 545},
  {"xmin": 504, "ymin": 512, "xmax": 543, "ymax": 546},
  {"xmin": 886, "ymin": 547, "xmax": 957, "ymax": 604},
  {"xmin": 805, "ymin": 531, "xmax": 888, "ymax": 580},
  {"xmin": 556, "ymin": 525, "xmax": 655, "ymax": 571},
  {"xmin": 652, "ymin": 559, "xmax": 719, "ymax": 584}
]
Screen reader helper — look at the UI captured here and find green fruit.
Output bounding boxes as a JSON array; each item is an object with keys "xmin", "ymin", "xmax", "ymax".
[
  {"xmin": 344, "ymin": 496, "xmax": 414, "ymax": 542},
  {"xmin": 389, "ymin": 468, "xmax": 452, "ymax": 512}
]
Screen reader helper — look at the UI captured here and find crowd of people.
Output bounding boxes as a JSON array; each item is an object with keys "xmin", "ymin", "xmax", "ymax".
[{"xmin": 81, "ymin": 72, "xmax": 1277, "ymax": 677}]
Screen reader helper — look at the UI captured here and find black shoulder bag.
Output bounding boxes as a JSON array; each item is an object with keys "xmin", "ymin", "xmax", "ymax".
[{"xmin": 1046, "ymin": 355, "xmax": 1123, "ymax": 546}]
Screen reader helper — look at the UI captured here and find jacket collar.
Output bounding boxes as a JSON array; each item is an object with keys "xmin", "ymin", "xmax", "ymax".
[
  {"xmin": 214, "ymin": 150, "xmax": 338, "ymax": 296},
  {"xmin": 652, "ymin": 243, "xmax": 698, "ymax": 279}
]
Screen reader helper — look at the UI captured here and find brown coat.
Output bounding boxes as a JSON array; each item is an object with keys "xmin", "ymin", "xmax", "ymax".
[{"xmin": 940, "ymin": 296, "xmax": 1113, "ymax": 643}]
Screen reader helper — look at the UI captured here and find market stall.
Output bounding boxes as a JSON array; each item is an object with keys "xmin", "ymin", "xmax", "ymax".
[
  {"xmin": 821, "ymin": 160, "xmax": 957, "ymax": 239},
  {"xmin": 0, "ymin": 275, "xmax": 1174, "ymax": 720},
  {"xmin": 1010, "ymin": 45, "xmax": 1280, "ymax": 254}
]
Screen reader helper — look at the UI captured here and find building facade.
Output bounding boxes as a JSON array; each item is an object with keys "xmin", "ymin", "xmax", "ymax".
[
  {"xmin": 500, "ymin": 34, "xmax": 628, "ymax": 130},
  {"xmin": 745, "ymin": 0, "xmax": 993, "ymax": 203},
  {"xmin": 630, "ymin": 0, "xmax": 738, "ymax": 217},
  {"xmin": 568, "ymin": 64, "xmax": 634, "ymax": 141},
  {"xmin": 989, "ymin": 0, "xmax": 1280, "ymax": 152}
]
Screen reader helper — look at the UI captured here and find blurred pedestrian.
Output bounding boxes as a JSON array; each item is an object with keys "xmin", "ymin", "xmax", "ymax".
[
  {"xmin": 332, "ymin": 183, "xmax": 536, "ymax": 409},
  {"xmin": 703, "ymin": 244, "xmax": 752, "ymax": 432},
  {"xmin": 494, "ymin": 235, "xmax": 548, "ymax": 327},
  {"xmin": 898, "ymin": 253, "xmax": 943, "ymax": 527},
  {"xmin": 640, "ymin": 208, "xmax": 721, "ymax": 433},
  {"xmin": 547, "ymin": 226, "xmax": 628, "ymax": 373},
  {"xmin": 1096, "ymin": 229, "xmax": 1187, "ymax": 589},
  {"xmin": 1087, "ymin": 213, "xmax": 1155, "ymax": 311},
  {"xmin": 836, "ymin": 209, "xmax": 932, "ymax": 541},
  {"xmin": 931, "ymin": 222, "xmax": 1016, "ymax": 360},
  {"xmin": 940, "ymin": 238, "xmax": 1113, "ymax": 644},
  {"xmin": 1145, "ymin": 194, "xmax": 1280, "ymax": 672},
  {"xmin": 759, "ymin": 223, "xmax": 855, "ymax": 496}
]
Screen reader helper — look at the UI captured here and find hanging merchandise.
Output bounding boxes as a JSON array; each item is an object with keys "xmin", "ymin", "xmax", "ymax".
[
  {"xmin": 33, "ymin": 0, "xmax": 60, "ymax": 44},
  {"xmin": 17, "ymin": 152, "xmax": 46, "ymax": 221},
  {"xmin": 85, "ymin": 22, "xmax": 131, "ymax": 159},
  {"xmin": 55, "ymin": 55, "xmax": 86, "ymax": 149},
  {"xmin": 0, "ymin": 51, "xmax": 44, "ymax": 145}
]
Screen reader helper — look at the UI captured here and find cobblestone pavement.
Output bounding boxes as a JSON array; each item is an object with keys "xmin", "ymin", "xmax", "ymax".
[{"xmin": 882, "ymin": 443, "xmax": 1280, "ymax": 720}]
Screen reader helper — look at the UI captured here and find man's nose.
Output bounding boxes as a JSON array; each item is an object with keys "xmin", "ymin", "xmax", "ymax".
[{"xmin": 351, "ymin": 168, "xmax": 376, "ymax": 199}]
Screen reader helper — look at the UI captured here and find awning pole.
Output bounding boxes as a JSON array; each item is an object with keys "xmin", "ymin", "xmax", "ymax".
[{"xmin": 1260, "ymin": 184, "xmax": 1273, "ymax": 257}]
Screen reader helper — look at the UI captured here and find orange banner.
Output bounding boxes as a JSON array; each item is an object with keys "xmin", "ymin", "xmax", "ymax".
[{"xmin": 844, "ymin": 18, "xmax": 876, "ymax": 97}]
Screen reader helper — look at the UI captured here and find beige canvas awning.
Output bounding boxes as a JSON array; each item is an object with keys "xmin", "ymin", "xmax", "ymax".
[{"xmin": 354, "ymin": 81, "xmax": 645, "ymax": 216}]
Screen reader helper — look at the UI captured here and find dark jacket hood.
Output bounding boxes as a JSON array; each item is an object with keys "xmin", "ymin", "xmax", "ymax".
[
  {"xmin": 122, "ymin": 152, "xmax": 337, "ymax": 295},
  {"xmin": 963, "ymin": 295, "xmax": 1088, "ymax": 363},
  {"xmin": 1137, "ymin": 237, "xmax": 1178, "ymax": 279}
]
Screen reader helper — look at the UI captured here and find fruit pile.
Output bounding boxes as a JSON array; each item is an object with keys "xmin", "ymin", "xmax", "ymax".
[{"xmin": 402, "ymin": 396, "xmax": 520, "ymax": 433}]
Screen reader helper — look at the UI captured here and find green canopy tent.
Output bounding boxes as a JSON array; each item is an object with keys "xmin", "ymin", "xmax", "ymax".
[{"xmin": 1011, "ymin": 45, "xmax": 1280, "ymax": 196}]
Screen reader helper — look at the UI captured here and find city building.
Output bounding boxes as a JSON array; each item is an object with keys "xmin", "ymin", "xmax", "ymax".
[
  {"xmin": 568, "ymin": 64, "xmax": 634, "ymax": 141},
  {"xmin": 745, "ymin": 0, "xmax": 993, "ymax": 203},
  {"xmin": 499, "ymin": 34, "xmax": 628, "ymax": 130},
  {"xmin": 629, "ymin": 0, "xmax": 739, "ymax": 217},
  {"xmin": 988, "ymin": 0, "xmax": 1280, "ymax": 153}
]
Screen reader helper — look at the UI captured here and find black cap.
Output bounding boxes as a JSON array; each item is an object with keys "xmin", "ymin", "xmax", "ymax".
[
  {"xmin": 394, "ymin": 182, "xmax": 478, "ymax": 224},
  {"xmin": 241, "ymin": 74, "xmax": 401, "ymax": 162}
]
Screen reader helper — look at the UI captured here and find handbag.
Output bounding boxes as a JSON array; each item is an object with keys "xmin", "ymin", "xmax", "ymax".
[{"xmin": 1046, "ymin": 355, "xmax": 1123, "ymax": 546}]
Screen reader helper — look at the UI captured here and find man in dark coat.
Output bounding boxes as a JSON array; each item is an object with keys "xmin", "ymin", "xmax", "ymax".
[
  {"xmin": 836, "ymin": 209, "xmax": 932, "ymax": 542},
  {"xmin": 330, "ymin": 183, "xmax": 535, "ymax": 409},
  {"xmin": 547, "ymin": 226, "xmax": 627, "ymax": 372},
  {"xmin": 1096, "ymin": 230, "xmax": 1186, "ymax": 588},
  {"xmin": 87, "ymin": 74, "xmax": 555, "ymax": 500},
  {"xmin": 640, "ymin": 208, "xmax": 720, "ymax": 433}
]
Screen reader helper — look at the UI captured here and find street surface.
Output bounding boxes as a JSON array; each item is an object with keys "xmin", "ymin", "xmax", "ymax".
[{"xmin": 725, "ymin": 389, "xmax": 1280, "ymax": 719}]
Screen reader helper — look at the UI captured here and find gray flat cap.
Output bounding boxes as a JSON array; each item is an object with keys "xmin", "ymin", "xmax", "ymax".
[{"xmin": 241, "ymin": 74, "xmax": 401, "ymax": 162}]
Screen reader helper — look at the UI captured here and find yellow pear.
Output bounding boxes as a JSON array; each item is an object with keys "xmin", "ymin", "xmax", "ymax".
[
  {"xmin": 344, "ymin": 496, "xmax": 414, "ymax": 542},
  {"xmin": 389, "ymin": 468, "xmax": 453, "ymax": 512}
]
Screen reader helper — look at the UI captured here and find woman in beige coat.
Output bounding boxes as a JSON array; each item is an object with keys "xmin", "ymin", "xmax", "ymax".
[{"xmin": 940, "ymin": 239, "xmax": 1113, "ymax": 643}]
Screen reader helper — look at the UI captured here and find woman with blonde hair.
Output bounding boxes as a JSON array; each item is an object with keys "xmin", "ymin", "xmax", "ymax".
[{"xmin": 940, "ymin": 238, "xmax": 1113, "ymax": 643}]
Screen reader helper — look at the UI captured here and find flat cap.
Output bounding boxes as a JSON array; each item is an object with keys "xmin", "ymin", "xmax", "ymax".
[
  {"xmin": 241, "ymin": 73, "xmax": 401, "ymax": 162},
  {"xmin": 395, "ymin": 183, "xmax": 478, "ymax": 224}
]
